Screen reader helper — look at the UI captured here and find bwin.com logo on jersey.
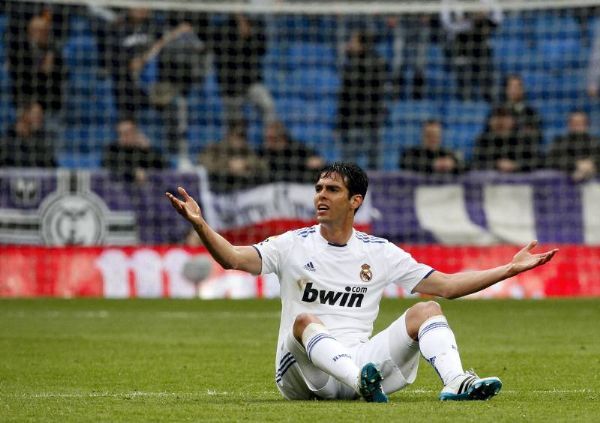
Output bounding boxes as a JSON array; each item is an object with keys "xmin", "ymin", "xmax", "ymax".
[{"xmin": 301, "ymin": 283, "xmax": 366, "ymax": 308}]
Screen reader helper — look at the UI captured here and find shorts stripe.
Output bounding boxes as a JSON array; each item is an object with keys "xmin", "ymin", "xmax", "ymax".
[
  {"xmin": 277, "ymin": 354, "xmax": 295, "ymax": 372},
  {"xmin": 275, "ymin": 358, "xmax": 297, "ymax": 382},
  {"xmin": 418, "ymin": 322, "xmax": 449, "ymax": 340}
]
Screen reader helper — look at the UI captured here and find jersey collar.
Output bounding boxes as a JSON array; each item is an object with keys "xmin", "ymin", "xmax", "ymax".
[{"xmin": 316, "ymin": 224, "xmax": 355, "ymax": 248}]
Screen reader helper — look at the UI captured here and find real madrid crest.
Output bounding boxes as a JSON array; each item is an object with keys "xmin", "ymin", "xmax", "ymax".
[{"xmin": 360, "ymin": 264, "xmax": 372, "ymax": 282}]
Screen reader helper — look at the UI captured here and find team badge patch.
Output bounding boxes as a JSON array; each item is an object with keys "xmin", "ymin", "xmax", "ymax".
[{"xmin": 360, "ymin": 264, "xmax": 372, "ymax": 282}]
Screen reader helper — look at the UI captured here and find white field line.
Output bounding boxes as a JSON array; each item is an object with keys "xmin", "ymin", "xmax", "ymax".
[
  {"xmin": 3, "ymin": 311, "xmax": 280, "ymax": 319},
  {"xmin": 1, "ymin": 389, "xmax": 595, "ymax": 399},
  {"xmin": 1, "ymin": 390, "xmax": 274, "ymax": 399},
  {"xmin": 402, "ymin": 389, "xmax": 596, "ymax": 395}
]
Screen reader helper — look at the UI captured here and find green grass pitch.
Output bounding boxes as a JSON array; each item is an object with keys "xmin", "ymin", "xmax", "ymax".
[{"xmin": 1, "ymin": 298, "xmax": 598, "ymax": 422}]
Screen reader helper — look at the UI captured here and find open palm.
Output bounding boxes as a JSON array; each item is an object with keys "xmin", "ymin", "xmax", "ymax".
[
  {"xmin": 165, "ymin": 187, "xmax": 202, "ymax": 223},
  {"xmin": 511, "ymin": 240, "xmax": 558, "ymax": 275}
]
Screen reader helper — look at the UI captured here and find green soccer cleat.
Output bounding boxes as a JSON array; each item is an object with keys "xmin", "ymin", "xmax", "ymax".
[
  {"xmin": 439, "ymin": 370, "xmax": 502, "ymax": 401},
  {"xmin": 359, "ymin": 362, "xmax": 388, "ymax": 403}
]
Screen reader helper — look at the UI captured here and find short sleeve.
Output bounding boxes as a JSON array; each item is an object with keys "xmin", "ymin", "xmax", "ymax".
[
  {"xmin": 384, "ymin": 243, "xmax": 434, "ymax": 293},
  {"xmin": 253, "ymin": 231, "xmax": 295, "ymax": 276}
]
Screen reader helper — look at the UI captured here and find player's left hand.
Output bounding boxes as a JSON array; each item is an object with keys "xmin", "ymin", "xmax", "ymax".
[
  {"xmin": 510, "ymin": 240, "xmax": 558, "ymax": 275},
  {"xmin": 166, "ymin": 187, "xmax": 203, "ymax": 224}
]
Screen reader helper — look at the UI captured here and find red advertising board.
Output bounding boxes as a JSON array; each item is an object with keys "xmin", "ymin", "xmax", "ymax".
[{"xmin": 0, "ymin": 245, "xmax": 598, "ymax": 298}]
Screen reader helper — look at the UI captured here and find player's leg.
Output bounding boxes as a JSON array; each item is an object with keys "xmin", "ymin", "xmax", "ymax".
[
  {"xmin": 405, "ymin": 301, "xmax": 502, "ymax": 401},
  {"xmin": 353, "ymin": 311, "xmax": 421, "ymax": 396},
  {"xmin": 293, "ymin": 313, "xmax": 387, "ymax": 402}
]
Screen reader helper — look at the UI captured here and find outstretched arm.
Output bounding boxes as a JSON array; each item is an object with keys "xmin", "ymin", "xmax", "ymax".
[
  {"xmin": 166, "ymin": 187, "xmax": 262, "ymax": 275},
  {"xmin": 413, "ymin": 241, "xmax": 558, "ymax": 299}
]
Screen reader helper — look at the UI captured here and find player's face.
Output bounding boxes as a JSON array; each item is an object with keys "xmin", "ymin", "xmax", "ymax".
[{"xmin": 314, "ymin": 173, "xmax": 359, "ymax": 224}]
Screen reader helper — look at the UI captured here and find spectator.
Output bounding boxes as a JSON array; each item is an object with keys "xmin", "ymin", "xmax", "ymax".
[
  {"xmin": 199, "ymin": 120, "xmax": 268, "ymax": 192},
  {"xmin": 441, "ymin": 0, "xmax": 502, "ymax": 102},
  {"xmin": 103, "ymin": 7, "xmax": 205, "ymax": 157},
  {"xmin": 209, "ymin": 14, "xmax": 276, "ymax": 126},
  {"xmin": 6, "ymin": 11, "xmax": 66, "ymax": 113},
  {"xmin": 337, "ymin": 30, "xmax": 387, "ymax": 170},
  {"xmin": 102, "ymin": 119, "xmax": 167, "ymax": 184},
  {"xmin": 471, "ymin": 106, "xmax": 540, "ymax": 172},
  {"xmin": 388, "ymin": 13, "xmax": 433, "ymax": 100},
  {"xmin": 400, "ymin": 119, "xmax": 463, "ymax": 174},
  {"xmin": 587, "ymin": 17, "xmax": 600, "ymax": 98},
  {"xmin": 257, "ymin": 121, "xmax": 326, "ymax": 183},
  {"xmin": 0, "ymin": 102, "xmax": 56, "ymax": 168},
  {"xmin": 546, "ymin": 111, "xmax": 600, "ymax": 182},
  {"xmin": 499, "ymin": 75, "xmax": 543, "ymax": 143}
]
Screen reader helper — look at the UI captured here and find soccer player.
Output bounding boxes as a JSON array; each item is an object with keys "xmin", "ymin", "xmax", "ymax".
[{"xmin": 166, "ymin": 162, "xmax": 558, "ymax": 402}]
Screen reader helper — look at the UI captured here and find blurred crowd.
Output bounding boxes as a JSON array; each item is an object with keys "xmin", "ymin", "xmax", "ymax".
[{"xmin": 0, "ymin": 1, "xmax": 599, "ymax": 191}]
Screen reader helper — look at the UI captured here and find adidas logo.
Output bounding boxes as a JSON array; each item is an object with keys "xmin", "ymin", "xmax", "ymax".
[{"xmin": 304, "ymin": 262, "xmax": 316, "ymax": 272}]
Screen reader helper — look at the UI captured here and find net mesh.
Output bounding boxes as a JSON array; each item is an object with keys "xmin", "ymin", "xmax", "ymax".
[{"xmin": 0, "ymin": 0, "xmax": 600, "ymax": 248}]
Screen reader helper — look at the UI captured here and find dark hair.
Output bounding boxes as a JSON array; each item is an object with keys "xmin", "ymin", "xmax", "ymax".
[
  {"xmin": 226, "ymin": 118, "xmax": 247, "ymax": 138},
  {"xmin": 424, "ymin": 118, "xmax": 441, "ymax": 128},
  {"xmin": 491, "ymin": 105, "xmax": 512, "ymax": 118},
  {"xmin": 316, "ymin": 162, "xmax": 368, "ymax": 199}
]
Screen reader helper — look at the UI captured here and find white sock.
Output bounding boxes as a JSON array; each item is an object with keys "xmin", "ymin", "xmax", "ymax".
[
  {"xmin": 301, "ymin": 323, "xmax": 360, "ymax": 392},
  {"xmin": 418, "ymin": 315, "xmax": 464, "ymax": 386}
]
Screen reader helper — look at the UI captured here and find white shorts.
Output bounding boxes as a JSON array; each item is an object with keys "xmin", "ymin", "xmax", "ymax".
[{"xmin": 275, "ymin": 312, "xmax": 420, "ymax": 400}]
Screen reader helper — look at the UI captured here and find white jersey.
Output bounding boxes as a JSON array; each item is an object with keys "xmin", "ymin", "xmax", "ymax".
[{"xmin": 253, "ymin": 224, "xmax": 434, "ymax": 367}]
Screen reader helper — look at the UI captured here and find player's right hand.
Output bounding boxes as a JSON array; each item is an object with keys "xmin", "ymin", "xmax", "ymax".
[{"xmin": 166, "ymin": 187, "xmax": 203, "ymax": 223}]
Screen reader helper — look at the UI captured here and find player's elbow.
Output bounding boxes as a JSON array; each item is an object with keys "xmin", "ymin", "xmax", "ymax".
[
  {"xmin": 220, "ymin": 261, "xmax": 235, "ymax": 270},
  {"xmin": 436, "ymin": 278, "xmax": 460, "ymax": 299},
  {"xmin": 442, "ymin": 288, "xmax": 461, "ymax": 300}
]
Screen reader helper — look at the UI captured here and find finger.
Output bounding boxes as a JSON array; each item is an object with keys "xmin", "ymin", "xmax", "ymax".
[
  {"xmin": 166, "ymin": 193, "xmax": 184, "ymax": 209},
  {"xmin": 538, "ymin": 250, "xmax": 558, "ymax": 264},
  {"xmin": 525, "ymin": 240, "xmax": 538, "ymax": 252},
  {"xmin": 178, "ymin": 186, "xmax": 191, "ymax": 200}
]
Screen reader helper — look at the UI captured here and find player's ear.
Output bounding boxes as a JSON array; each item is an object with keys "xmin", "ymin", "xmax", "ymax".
[{"xmin": 350, "ymin": 194, "xmax": 363, "ymax": 211}]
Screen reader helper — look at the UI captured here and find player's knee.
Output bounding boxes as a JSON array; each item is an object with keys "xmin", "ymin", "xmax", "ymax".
[
  {"xmin": 292, "ymin": 313, "xmax": 318, "ymax": 340},
  {"xmin": 405, "ymin": 301, "xmax": 444, "ymax": 340},
  {"xmin": 420, "ymin": 300, "xmax": 442, "ymax": 317}
]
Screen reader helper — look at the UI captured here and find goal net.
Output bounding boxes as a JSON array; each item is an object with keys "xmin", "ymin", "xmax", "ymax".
[{"xmin": 0, "ymin": 1, "xmax": 599, "ymax": 298}]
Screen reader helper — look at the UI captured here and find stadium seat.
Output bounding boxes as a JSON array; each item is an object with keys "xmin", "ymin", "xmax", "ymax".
[
  {"xmin": 288, "ymin": 122, "xmax": 333, "ymax": 146},
  {"xmin": 63, "ymin": 76, "xmax": 117, "ymax": 126},
  {"xmin": 63, "ymin": 35, "xmax": 100, "ymax": 72},
  {"xmin": 389, "ymin": 100, "xmax": 442, "ymax": 126},
  {"xmin": 61, "ymin": 124, "xmax": 115, "ymax": 154},
  {"xmin": 277, "ymin": 97, "xmax": 337, "ymax": 126},
  {"xmin": 188, "ymin": 74, "xmax": 223, "ymax": 127},
  {"xmin": 533, "ymin": 11, "xmax": 581, "ymax": 42},
  {"xmin": 536, "ymin": 38, "xmax": 584, "ymax": 72},
  {"xmin": 384, "ymin": 124, "xmax": 421, "ymax": 171},
  {"xmin": 521, "ymin": 71, "xmax": 556, "ymax": 101},
  {"xmin": 0, "ymin": 56, "xmax": 15, "ymax": 136},
  {"xmin": 263, "ymin": 65, "xmax": 288, "ymax": 98},
  {"xmin": 444, "ymin": 123, "xmax": 482, "ymax": 160},
  {"xmin": 187, "ymin": 124, "xmax": 223, "ymax": 156},
  {"xmin": 424, "ymin": 67, "xmax": 457, "ymax": 101},
  {"xmin": 552, "ymin": 70, "xmax": 589, "ymax": 101},
  {"xmin": 492, "ymin": 37, "xmax": 534, "ymax": 73},
  {"xmin": 441, "ymin": 100, "xmax": 490, "ymax": 125},
  {"xmin": 0, "ymin": 14, "xmax": 6, "ymax": 62},
  {"xmin": 284, "ymin": 67, "xmax": 340, "ymax": 100},
  {"xmin": 287, "ymin": 42, "xmax": 337, "ymax": 70},
  {"xmin": 494, "ymin": 11, "xmax": 535, "ymax": 41},
  {"xmin": 57, "ymin": 151, "xmax": 102, "ymax": 169}
]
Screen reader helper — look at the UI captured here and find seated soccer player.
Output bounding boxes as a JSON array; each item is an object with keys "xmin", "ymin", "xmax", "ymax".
[{"xmin": 166, "ymin": 162, "xmax": 557, "ymax": 402}]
